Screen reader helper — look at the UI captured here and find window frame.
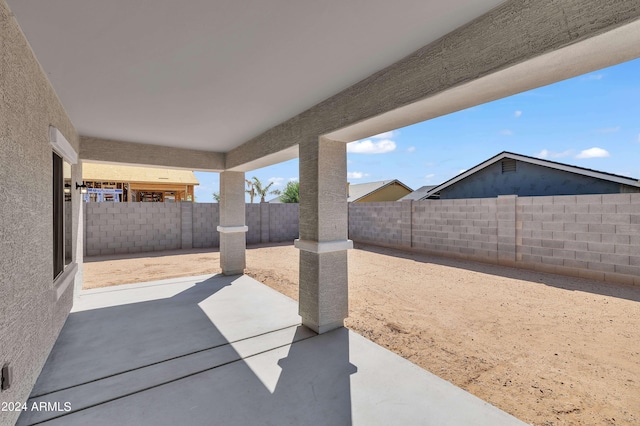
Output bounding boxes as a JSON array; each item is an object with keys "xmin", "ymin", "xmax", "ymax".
[{"xmin": 50, "ymin": 126, "xmax": 78, "ymax": 296}]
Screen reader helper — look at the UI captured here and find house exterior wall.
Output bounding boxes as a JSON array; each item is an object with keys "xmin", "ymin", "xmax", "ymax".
[
  {"xmin": 356, "ymin": 183, "xmax": 412, "ymax": 203},
  {"xmin": 347, "ymin": 194, "xmax": 640, "ymax": 286},
  {"xmin": 84, "ymin": 203, "xmax": 299, "ymax": 255},
  {"xmin": 439, "ymin": 160, "xmax": 638, "ymax": 199},
  {"xmin": 0, "ymin": 2, "xmax": 80, "ymax": 423}
]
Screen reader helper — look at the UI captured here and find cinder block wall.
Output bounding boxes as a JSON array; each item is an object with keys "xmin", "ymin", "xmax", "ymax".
[
  {"xmin": 348, "ymin": 194, "xmax": 640, "ymax": 286},
  {"xmin": 83, "ymin": 196, "xmax": 639, "ymax": 285},
  {"xmin": 269, "ymin": 203, "xmax": 299, "ymax": 242},
  {"xmin": 192, "ymin": 204, "xmax": 219, "ymax": 248},
  {"xmin": 349, "ymin": 202, "xmax": 405, "ymax": 247},
  {"xmin": 412, "ymin": 198, "xmax": 500, "ymax": 262},
  {"xmin": 85, "ymin": 203, "xmax": 300, "ymax": 255},
  {"xmin": 246, "ymin": 204, "xmax": 262, "ymax": 244},
  {"xmin": 85, "ymin": 203, "xmax": 181, "ymax": 256},
  {"xmin": 517, "ymin": 194, "xmax": 640, "ymax": 285}
]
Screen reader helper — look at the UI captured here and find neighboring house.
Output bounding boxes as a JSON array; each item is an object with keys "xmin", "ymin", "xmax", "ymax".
[
  {"xmin": 83, "ymin": 163, "xmax": 199, "ymax": 202},
  {"xmin": 417, "ymin": 151, "xmax": 640, "ymax": 200},
  {"xmin": 348, "ymin": 180, "xmax": 413, "ymax": 202},
  {"xmin": 398, "ymin": 185, "xmax": 438, "ymax": 201},
  {"xmin": 269, "ymin": 179, "xmax": 413, "ymax": 203}
]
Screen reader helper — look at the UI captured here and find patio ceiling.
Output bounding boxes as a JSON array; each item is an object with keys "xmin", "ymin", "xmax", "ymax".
[{"xmin": 7, "ymin": 0, "xmax": 505, "ymax": 153}]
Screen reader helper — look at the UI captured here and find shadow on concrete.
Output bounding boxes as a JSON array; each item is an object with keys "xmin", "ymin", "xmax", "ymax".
[
  {"xmin": 19, "ymin": 274, "xmax": 526, "ymax": 426},
  {"xmin": 18, "ymin": 274, "xmax": 355, "ymax": 426},
  {"xmin": 354, "ymin": 243, "xmax": 640, "ymax": 303}
]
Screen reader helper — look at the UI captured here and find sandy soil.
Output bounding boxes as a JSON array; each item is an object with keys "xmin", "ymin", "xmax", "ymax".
[{"xmin": 84, "ymin": 243, "xmax": 640, "ymax": 425}]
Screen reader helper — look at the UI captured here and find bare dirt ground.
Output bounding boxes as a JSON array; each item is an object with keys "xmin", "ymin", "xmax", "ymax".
[{"xmin": 84, "ymin": 243, "xmax": 640, "ymax": 425}]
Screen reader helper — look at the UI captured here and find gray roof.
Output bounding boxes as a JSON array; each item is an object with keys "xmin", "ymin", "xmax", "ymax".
[
  {"xmin": 398, "ymin": 185, "xmax": 438, "ymax": 201},
  {"xmin": 419, "ymin": 151, "xmax": 640, "ymax": 200},
  {"xmin": 348, "ymin": 179, "xmax": 412, "ymax": 202}
]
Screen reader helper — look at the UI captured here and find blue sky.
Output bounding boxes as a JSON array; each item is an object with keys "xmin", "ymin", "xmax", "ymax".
[{"xmin": 194, "ymin": 58, "xmax": 640, "ymax": 202}]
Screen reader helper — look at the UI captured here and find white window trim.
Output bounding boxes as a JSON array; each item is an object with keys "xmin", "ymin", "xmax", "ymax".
[
  {"xmin": 49, "ymin": 125, "xmax": 77, "ymax": 164},
  {"xmin": 50, "ymin": 125, "xmax": 78, "ymax": 300}
]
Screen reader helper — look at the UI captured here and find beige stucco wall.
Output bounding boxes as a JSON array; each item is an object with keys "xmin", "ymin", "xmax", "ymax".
[
  {"xmin": 356, "ymin": 183, "xmax": 411, "ymax": 203},
  {"xmin": 0, "ymin": 1, "xmax": 80, "ymax": 422}
]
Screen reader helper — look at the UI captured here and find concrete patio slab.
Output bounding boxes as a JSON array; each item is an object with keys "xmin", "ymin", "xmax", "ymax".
[{"xmin": 18, "ymin": 275, "xmax": 526, "ymax": 426}]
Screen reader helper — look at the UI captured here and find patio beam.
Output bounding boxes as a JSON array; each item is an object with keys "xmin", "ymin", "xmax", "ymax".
[
  {"xmin": 218, "ymin": 171, "xmax": 247, "ymax": 275},
  {"xmin": 296, "ymin": 136, "xmax": 352, "ymax": 334},
  {"xmin": 80, "ymin": 136, "xmax": 225, "ymax": 172}
]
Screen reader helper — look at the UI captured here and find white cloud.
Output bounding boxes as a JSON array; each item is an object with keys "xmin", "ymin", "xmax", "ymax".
[
  {"xmin": 535, "ymin": 149, "xmax": 573, "ymax": 159},
  {"xmin": 407, "ymin": 146, "xmax": 416, "ymax": 153},
  {"xmin": 425, "ymin": 173, "xmax": 436, "ymax": 181},
  {"xmin": 596, "ymin": 126, "xmax": 620, "ymax": 133},
  {"xmin": 514, "ymin": 110, "xmax": 522, "ymax": 118},
  {"xmin": 347, "ymin": 171, "xmax": 369, "ymax": 179},
  {"xmin": 347, "ymin": 139, "xmax": 396, "ymax": 154},
  {"xmin": 458, "ymin": 169, "xmax": 467, "ymax": 174},
  {"xmin": 575, "ymin": 147, "xmax": 610, "ymax": 159},
  {"xmin": 288, "ymin": 177, "xmax": 298, "ymax": 182},
  {"xmin": 500, "ymin": 129, "xmax": 513, "ymax": 136},
  {"xmin": 372, "ymin": 131, "xmax": 396, "ymax": 139},
  {"xmin": 268, "ymin": 177, "xmax": 285, "ymax": 187},
  {"xmin": 582, "ymin": 73, "xmax": 603, "ymax": 81}
]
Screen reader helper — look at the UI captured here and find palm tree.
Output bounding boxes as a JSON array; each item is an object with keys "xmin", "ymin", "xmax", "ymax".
[
  {"xmin": 245, "ymin": 179, "xmax": 256, "ymax": 203},
  {"xmin": 212, "ymin": 192, "xmax": 220, "ymax": 202},
  {"xmin": 278, "ymin": 181, "xmax": 299, "ymax": 203},
  {"xmin": 248, "ymin": 176, "xmax": 280, "ymax": 203}
]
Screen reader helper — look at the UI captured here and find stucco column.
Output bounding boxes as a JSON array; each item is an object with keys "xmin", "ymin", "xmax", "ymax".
[
  {"xmin": 295, "ymin": 136, "xmax": 353, "ymax": 334},
  {"xmin": 218, "ymin": 171, "xmax": 247, "ymax": 275}
]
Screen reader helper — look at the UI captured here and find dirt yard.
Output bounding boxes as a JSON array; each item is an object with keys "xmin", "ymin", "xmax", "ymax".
[{"xmin": 84, "ymin": 243, "xmax": 640, "ymax": 425}]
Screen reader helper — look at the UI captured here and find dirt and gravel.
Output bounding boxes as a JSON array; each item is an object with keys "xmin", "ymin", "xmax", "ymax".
[{"xmin": 84, "ymin": 242, "xmax": 640, "ymax": 425}]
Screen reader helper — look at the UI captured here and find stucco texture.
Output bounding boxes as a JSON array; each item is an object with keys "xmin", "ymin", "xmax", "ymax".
[{"xmin": 0, "ymin": 1, "xmax": 79, "ymax": 423}]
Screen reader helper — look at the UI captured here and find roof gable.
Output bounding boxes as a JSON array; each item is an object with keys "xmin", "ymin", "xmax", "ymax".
[
  {"xmin": 420, "ymin": 151, "xmax": 639, "ymax": 199},
  {"xmin": 348, "ymin": 179, "xmax": 413, "ymax": 202}
]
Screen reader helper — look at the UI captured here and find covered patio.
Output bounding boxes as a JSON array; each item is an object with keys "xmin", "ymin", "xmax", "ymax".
[
  {"xmin": 3, "ymin": 1, "xmax": 640, "ymax": 425},
  {"xmin": 17, "ymin": 274, "xmax": 523, "ymax": 425}
]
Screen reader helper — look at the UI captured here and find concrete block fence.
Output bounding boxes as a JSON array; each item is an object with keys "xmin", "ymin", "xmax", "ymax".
[
  {"xmin": 349, "ymin": 193, "xmax": 640, "ymax": 286},
  {"xmin": 84, "ymin": 202, "xmax": 299, "ymax": 256},
  {"xmin": 84, "ymin": 194, "xmax": 640, "ymax": 286}
]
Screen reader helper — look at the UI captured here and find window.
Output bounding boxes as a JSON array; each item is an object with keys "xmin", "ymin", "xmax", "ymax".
[
  {"xmin": 50, "ymin": 126, "xmax": 77, "ymax": 280},
  {"xmin": 53, "ymin": 153, "xmax": 72, "ymax": 279},
  {"xmin": 53, "ymin": 152, "xmax": 64, "ymax": 278}
]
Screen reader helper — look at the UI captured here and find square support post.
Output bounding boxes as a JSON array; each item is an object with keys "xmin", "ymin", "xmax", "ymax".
[
  {"xmin": 218, "ymin": 171, "xmax": 247, "ymax": 275},
  {"xmin": 295, "ymin": 136, "xmax": 353, "ymax": 334}
]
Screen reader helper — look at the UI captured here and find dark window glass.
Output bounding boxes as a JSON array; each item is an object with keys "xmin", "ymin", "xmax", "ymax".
[{"xmin": 53, "ymin": 152, "xmax": 64, "ymax": 279}]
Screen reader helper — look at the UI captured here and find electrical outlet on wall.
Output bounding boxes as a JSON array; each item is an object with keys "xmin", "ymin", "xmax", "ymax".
[{"xmin": 1, "ymin": 363, "xmax": 11, "ymax": 391}]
